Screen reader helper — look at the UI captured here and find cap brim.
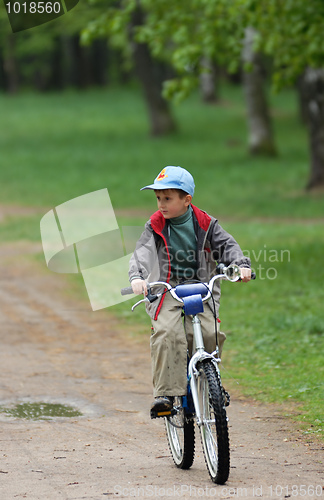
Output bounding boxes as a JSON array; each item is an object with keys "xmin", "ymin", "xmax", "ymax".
[
  {"xmin": 140, "ymin": 184, "xmax": 156, "ymax": 191},
  {"xmin": 140, "ymin": 182, "xmax": 180, "ymax": 191}
]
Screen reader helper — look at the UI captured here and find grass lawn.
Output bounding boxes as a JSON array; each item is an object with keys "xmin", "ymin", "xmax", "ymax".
[
  {"xmin": 218, "ymin": 221, "xmax": 324, "ymax": 436},
  {"xmin": 0, "ymin": 84, "xmax": 324, "ymax": 217},
  {"xmin": 0, "ymin": 84, "xmax": 323, "ymax": 438}
]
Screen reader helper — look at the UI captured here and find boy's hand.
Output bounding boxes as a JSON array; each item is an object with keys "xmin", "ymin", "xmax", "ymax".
[
  {"xmin": 131, "ymin": 279, "xmax": 148, "ymax": 295},
  {"xmin": 240, "ymin": 267, "xmax": 251, "ymax": 282}
]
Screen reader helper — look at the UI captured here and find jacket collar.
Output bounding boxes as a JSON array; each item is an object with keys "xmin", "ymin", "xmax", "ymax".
[
  {"xmin": 150, "ymin": 204, "xmax": 211, "ymax": 235},
  {"xmin": 191, "ymin": 204, "xmax": 211, "ymax": 232}
]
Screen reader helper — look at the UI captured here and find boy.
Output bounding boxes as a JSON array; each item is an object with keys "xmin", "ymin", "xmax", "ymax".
[{"xmin": 129, "ymin": 166, "xmax": 251, "ymax": 413}]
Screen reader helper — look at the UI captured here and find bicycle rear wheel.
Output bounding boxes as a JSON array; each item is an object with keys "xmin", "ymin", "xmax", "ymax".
[
  {"xmin": 197, "ymin": 360, "xmax": 230, "ymax": 484},
  {"xmin": 165, "ymin": 397, "xmax": 195, "ymax": 469}
]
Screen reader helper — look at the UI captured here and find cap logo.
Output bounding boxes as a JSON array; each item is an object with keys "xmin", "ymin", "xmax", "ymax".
[{"xmin": 156, "ymin": 168, "xmax": 168, "ymax": 181}]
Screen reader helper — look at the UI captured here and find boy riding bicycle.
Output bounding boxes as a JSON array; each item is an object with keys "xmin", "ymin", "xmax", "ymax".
[{"xmin": 129, "ymin": 166, "xmax": 251, "ymax": 414}]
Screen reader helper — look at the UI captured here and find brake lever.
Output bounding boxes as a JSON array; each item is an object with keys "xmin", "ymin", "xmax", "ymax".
[
  {"xmin": 146, "ymin": 285, "xmax": 159, "ymax": 303},
  {"xmin": 131, "ymin": 286, "xmax": 160, "ymax": 312},
  {"xmin": 131, "ymin": 298, "xmax": 148, "ymax": 311}
]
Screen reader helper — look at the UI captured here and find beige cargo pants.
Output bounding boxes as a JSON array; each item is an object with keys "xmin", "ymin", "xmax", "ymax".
[{"xmin": 150, "ymin": 283, "xmax": 226, "ymax": 398}]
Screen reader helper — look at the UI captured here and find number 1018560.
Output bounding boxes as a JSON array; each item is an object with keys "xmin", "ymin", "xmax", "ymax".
[
  {"xmin": 268, "ymin": 485, "xmax": 323, "ymax": 497},
  {"xmin": 5, "ymin": 2, "xmax": 61, "ymax": 14}
]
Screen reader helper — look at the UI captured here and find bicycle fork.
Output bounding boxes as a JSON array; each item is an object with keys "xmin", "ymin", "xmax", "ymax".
[{"xmin": 188, "ymin": 315, "xmax": 220, "ymax": 427}]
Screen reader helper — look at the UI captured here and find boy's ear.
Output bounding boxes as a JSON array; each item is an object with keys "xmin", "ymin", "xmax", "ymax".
[{"xmin": 185, "ymin": 194, "xmax": 192, "ymax": 206}]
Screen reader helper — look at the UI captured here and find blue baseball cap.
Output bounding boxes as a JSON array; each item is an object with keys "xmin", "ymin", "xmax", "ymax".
[{"xmin": 140, "ymin": 166, "xmax": 195, "ymax": 197}]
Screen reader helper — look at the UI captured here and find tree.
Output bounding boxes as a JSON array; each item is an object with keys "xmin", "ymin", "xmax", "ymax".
[
  {"xmin": 242, "ymin": 27, "xmax": 276, "ymax": 156},
  {"xmin": 0, "ymin": 10, "xmax": 19, "ymax": 92},
  {"xmin": 199, "ymin": 56, "xmax": 219, "ymax": 103},
  {"xmin": 140, "ymin": 0, "xmax": 324, "ymax": 186},
  {"xmin": 84, "ymin": 0, "xmax": 324, "ymax": 187},
  {"xmin": 82, "ymin": 0, "xmax": 176, "ymax": 136},
  {"xmin": 243, "ymin": 0, "xmax": 324, "ymax": 188},
  {"xmin": 3, "ymin": 34, "xmax": 19, "ymax": 93},
  {"xmin": 0, "ymin": 2, "xmax": 112, "ymax": 92},
  {"xmin": 134, "ymin": 0, "xmax": 277, "ymax": 153},
  {"xmin": 300, "ymin": 68, "xmax": 324, "ymax": 189},
  {"xmin": 129, "ymin": 4, "xmax": 176, "ymax": 135}
]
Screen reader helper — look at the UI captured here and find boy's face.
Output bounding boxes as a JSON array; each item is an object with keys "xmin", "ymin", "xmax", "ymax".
[{"xmin": 155, "ymin": 189, "xmax": 192, "ymax": 219}]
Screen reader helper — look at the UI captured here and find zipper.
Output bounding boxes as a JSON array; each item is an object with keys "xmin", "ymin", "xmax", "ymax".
[{"xmin": 154, "ymin": 231, "xmax": 171, "ymax": 321}]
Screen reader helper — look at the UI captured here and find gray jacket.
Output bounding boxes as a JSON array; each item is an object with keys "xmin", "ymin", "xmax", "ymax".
[{"xmin": 129, "ymin": 204, "xmax": 251, "ymax": 320}]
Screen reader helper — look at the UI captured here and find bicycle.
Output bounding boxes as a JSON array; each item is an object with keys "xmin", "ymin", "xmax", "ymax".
[{"xmin": 121, "ymin": 264, "xmax": 255, "ymax": 484}]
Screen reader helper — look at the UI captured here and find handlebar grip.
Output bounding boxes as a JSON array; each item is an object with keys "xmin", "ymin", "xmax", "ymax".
[{"xmin": 121, "ymin": 286, "xmax": 134, "ymax": 296}]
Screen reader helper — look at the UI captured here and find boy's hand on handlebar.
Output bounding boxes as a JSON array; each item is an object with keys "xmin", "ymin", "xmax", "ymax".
[
  {"xmin": 131, "ymin": 279, "xmax": 148, "ymax": 295},
  {"xmin": 240, "ymin": 267, "xmax": 251, "ymax": 282}
]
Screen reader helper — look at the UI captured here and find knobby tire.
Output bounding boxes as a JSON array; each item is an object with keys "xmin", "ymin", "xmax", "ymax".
[{"xmin": 198, "ymin": 360, "xmax": 230, "ymax": 484}]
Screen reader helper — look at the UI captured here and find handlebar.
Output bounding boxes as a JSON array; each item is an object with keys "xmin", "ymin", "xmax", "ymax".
[
  {"xmin": 121, "ymin": 284, "xmax": 160, "ymax": 303},
  {"xmin": 121, "ymin": 264, "xmax": 256, "ymax": 310},
  {"xmin": 121, "ymin": 286, "xmax": 136, "ymax": 295}
]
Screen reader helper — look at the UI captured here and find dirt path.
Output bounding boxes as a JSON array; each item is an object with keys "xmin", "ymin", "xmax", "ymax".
[{"xmin": 0, "ymin": 242, "xmax": 322, "ymax": 500}]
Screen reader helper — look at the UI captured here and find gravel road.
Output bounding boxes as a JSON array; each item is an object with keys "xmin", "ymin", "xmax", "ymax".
[{"xmin": 0, "ymin": 241, "xmax": 322, "ymax": 500}]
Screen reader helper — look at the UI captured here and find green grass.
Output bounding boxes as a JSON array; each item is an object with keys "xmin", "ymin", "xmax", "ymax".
[
  {"xmin": 218, "ymin": 221, "xmax": 324, "ymax": 437},
  {"xmin": 0, "ymin": 84, "xmax": 323, "ymax": 438},
  {"xmin": 0, "ymin": 214, "xmax": 42, "ymax": 242},
  {"xmin": 0, "ymin": 85, "xmax": 324, "ymax": 218}
]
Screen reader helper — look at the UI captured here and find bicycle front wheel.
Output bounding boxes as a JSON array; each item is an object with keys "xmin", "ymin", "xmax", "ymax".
[
  {"xmin": 165, "ymin": 397, "xmax": 195, "ymax": 469},
  {"xmin": 197, "ymin": 360, "xmax": 230, "ymax": 484}
]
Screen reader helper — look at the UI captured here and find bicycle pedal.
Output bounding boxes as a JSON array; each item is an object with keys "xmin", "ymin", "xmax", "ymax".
[{"xmin": 150, "ymin": 408, "xmax": 177, "ymax": 419}]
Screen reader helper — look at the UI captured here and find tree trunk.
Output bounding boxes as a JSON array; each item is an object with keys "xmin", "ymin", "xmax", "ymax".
[
  {"xmin": 0, "ymin": 53, "xmax": 6, "ymax": 91},
  {"xmin": 91, "ymin": 39, "xmax": 108, "ymax": 86},
  {"xmin": 71, "ymin": 35, "xmax": 92, "ymax": 88},
  {"xmin": 302, "ymin": 68, "xmax": 324, "ymax": 189},
  {"xmin": 3, "ymin": 35, "xmax": 19, "ymax": 94},
  {"xmin": 200, "ymin": 56, "xmax": 218, "ymax": 103},
  {"xmin": 60, "ymin": 35, "xmax": 77, "ymax": 88},
  {"xmin": 130, "ymin": 6, "xmax": 176, "ymax": 136},
  {"xmin": 47, "ymin": 37, "xmax": 64, "ymax": 90},
  {"xmin": 242, "ymin": 27, "xmax": 276, "ymax": 156},
  {"xmin": 296, "ymin": 74, "xmax": 308, "ymax": 125}
]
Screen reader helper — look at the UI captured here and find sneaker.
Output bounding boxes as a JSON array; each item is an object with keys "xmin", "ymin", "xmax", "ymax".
[{"xmin": 151, "ymin": 396, "xmax": 173, "ymax": 413}]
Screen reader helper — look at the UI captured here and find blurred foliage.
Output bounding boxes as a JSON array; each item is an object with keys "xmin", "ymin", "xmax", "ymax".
[
  {"xmin": 0, "ymin": 1, "xmax": 130, "ymax": 91},
  {"xmin": 1, "ymin": 0, "xmax": 323, "ymax": 95},
  {"xmin": 242, "ymin": 0, "xmax": 324, "ymax": 90},
  {"xmin": 82, "ymin": 0, "xmax": 244, "ymax": 102},
  {"xmin": 82, "ymin": 0, "xmax": 324, "ymax": 99},
  {"xmin": 81, "ymin": 0, "xmax": 133, "ymax": 66}
]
